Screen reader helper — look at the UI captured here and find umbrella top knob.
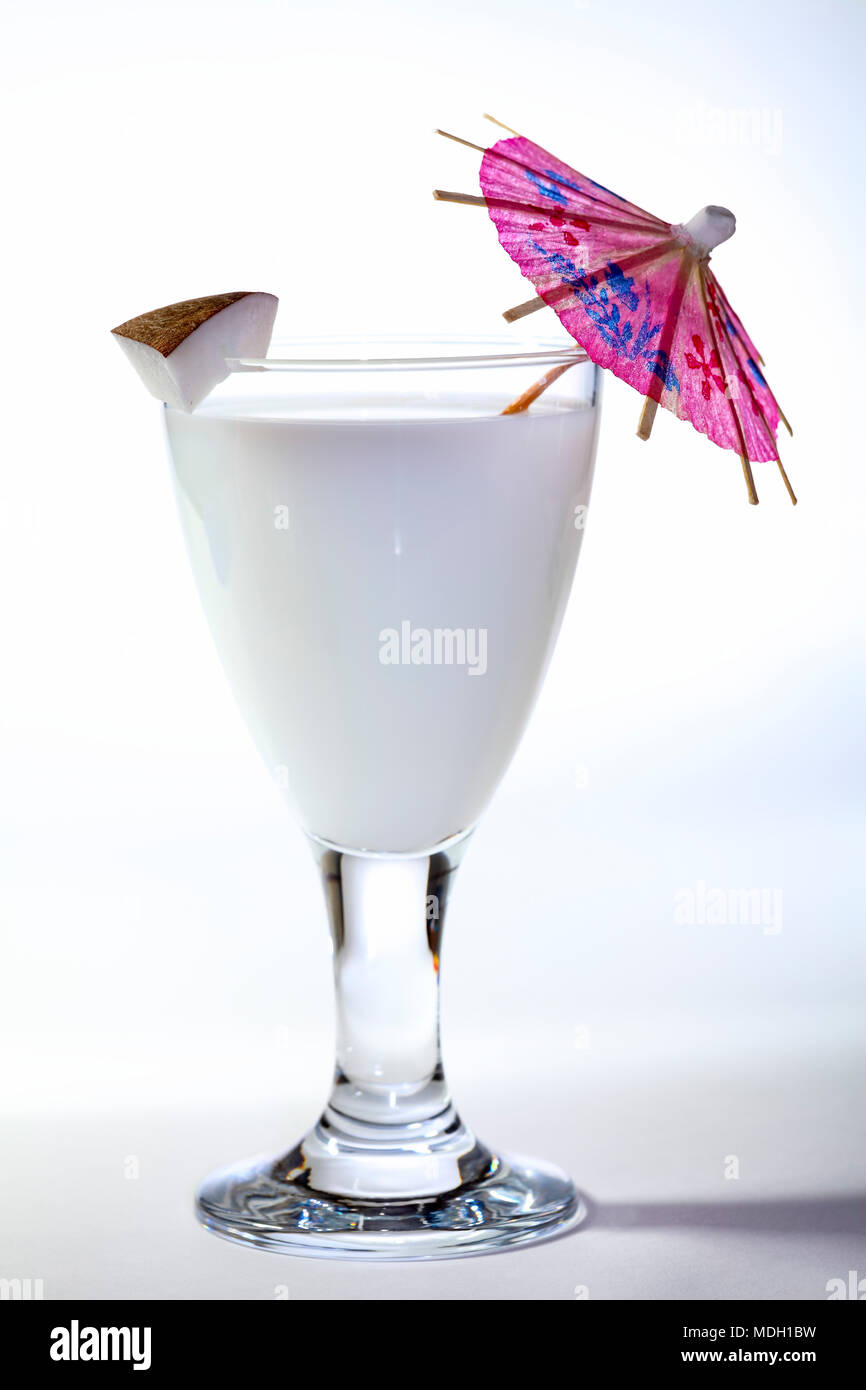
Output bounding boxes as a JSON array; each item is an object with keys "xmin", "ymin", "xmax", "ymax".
[{"xmin": 675, "ymin": 206, "xmax": 737, "ymax": 259}]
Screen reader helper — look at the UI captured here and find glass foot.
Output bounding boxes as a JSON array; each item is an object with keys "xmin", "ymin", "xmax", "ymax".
[{"xmin": 196, "ymin": 1150, "xmax": 586, "ymax": 1260}]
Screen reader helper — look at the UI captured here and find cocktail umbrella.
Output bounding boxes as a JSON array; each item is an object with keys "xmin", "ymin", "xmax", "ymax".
[{"xmin": 435, "ymin": 117, "xmax": 794, "ymax": 505}]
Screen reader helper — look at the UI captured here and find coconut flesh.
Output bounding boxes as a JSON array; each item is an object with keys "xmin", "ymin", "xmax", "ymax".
[{"xmin": 111, "ymin": 291, "xmax": 278, "ymax": 411}]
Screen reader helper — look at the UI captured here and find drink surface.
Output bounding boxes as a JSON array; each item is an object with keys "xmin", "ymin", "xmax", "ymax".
[{"xmin": 167, "ymin": 390, "xmax": 600, "ymax": 852}]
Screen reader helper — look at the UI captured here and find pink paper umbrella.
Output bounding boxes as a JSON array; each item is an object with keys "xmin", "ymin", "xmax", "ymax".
[{"xmin": 435, "ymin": 118, "xmax": 794, "ymax": 505}]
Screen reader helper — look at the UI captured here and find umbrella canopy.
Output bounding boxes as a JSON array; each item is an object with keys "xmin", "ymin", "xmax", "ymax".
[{"xmin": 435, "ymin": 120, "xmax": 794, "ymax": 505}]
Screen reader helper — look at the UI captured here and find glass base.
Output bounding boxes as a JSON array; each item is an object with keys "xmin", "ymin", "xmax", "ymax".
[{"xmin": 196, "ymin": 1150, "xmax": 586, "ymax": 1260}]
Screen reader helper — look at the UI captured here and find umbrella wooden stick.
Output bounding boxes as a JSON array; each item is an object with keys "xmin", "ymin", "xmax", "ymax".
[
  {"xmin": 436, "ymin": 129, "xmax": 487, "ymax": 155},
  {"xmin": 484, "ymin": 113, "xmax": 522, "ymax": 137},
  {"xmin": 433, "ymin": 189, "xmax": 487, "ymax": 208},
  {"xmin": 501, "ymin": 361, "xmax": 575, "ymax": 415},
  {"xmin": 635, "ymin": 252, "xmax": 696, "ymax": 445},
  {"xmin": 504, "ymin": 239, "xmax": 680, "ymax": 323},
  {"xmin": 697, "ymin": 267, "xmax": 759, "ymax": 505},
  {"xmin": 709, "ymin": 286, "xmax": 796, "ymax": 503},
  {"xmin": 637, "ymin": 398, "xmax": 659, "ymax": 440},
  {"xmin": 700, "ymin": 264, "xmax": 798, "ymax": 506},
  {"xmin": 776, "ymin": 402, "xmax": 793, "ymax": 437},
  {"xmin": 436, "ymin": 129, "xmax": 664, "ymax": 233},
  {"xmin": 433, "ymin": 188, "xmax": 662, "ymax": 239},
  {"xmin": 505, "ymin": 292, "xmax": 564, "ymax": 323},
  {"xmin": 737, "ymin": 455, "xmax": 760, "ymax": 506},
  {"xmin": 706, "ymin": 269, "xmax": 792, "ymax": 440},
  {"xmin": 775, "ymin": 456, "xmax": 797, "ymax": 505}
]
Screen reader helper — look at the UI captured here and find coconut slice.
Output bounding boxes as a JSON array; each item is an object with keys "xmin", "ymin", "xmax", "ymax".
[{"xmin": 111, "ymin": 291, "xmax": 278, "ymax": 411}]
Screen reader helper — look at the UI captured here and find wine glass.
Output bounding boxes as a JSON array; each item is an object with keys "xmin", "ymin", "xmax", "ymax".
[{"xmin": 165, "ymin": 336, "xmax": 601, "ymax": 1258}]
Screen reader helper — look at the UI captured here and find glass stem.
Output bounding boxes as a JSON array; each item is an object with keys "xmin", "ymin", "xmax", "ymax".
[{"xmin": 297, "ymin": 833, "xmax": 491, "ymax": 1199}]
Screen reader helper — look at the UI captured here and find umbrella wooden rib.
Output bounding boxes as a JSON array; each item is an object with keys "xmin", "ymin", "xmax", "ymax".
[
  {"xmin": 706, "ymin": 269, "xmax": 793, "ymax": 438},
  {"xmin": 436, "ymin": 128, "xmax": 666, "ymax": 233},
  {"xmin": 433, "ymin": 189, "xmax": 667, "ymax": 238},
  {"xmin": 698, "ymin": 267, "xmax": 759, "ymax": 504}
]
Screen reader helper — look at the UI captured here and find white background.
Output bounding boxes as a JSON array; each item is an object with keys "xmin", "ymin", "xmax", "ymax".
[{"xmin": 1, "ymin": 0, "xmax": 864, "ymax": 1299}]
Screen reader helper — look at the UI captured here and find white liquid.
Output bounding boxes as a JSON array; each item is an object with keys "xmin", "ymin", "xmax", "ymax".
[{"xmin": 166, "ymin": 391, "xmax": 600, "ymax": 852}]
